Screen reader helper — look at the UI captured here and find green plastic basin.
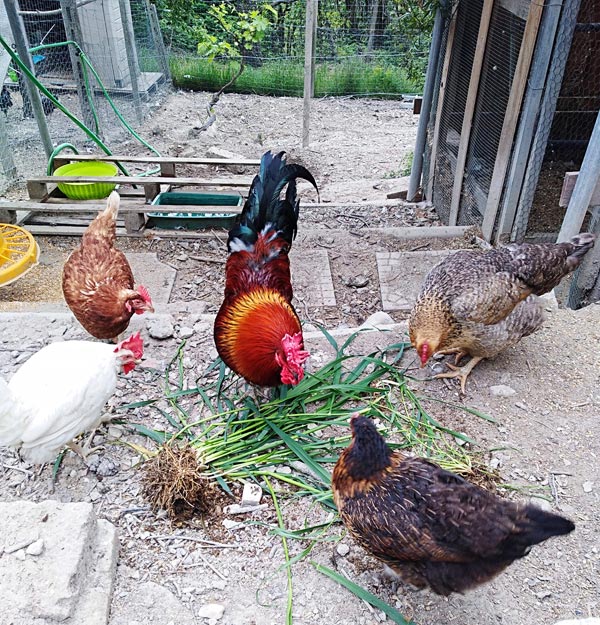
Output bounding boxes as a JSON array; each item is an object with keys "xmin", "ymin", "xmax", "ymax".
[
  {"xmin": 147, "ymin": 192, "xmax": 242, "ymax": 230},
  {"xmin": 54, "ymin": 161, "xmax": 118, "ymax": 200}
]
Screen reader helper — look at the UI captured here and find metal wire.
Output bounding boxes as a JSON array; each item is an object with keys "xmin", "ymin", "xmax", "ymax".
[{"xmin": 0, "ymin": 0, "xmax": 169, "ymax": 195}]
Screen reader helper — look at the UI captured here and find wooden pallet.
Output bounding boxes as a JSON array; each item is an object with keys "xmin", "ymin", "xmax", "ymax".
[{"xmin": 6, "ymin": 154, "xmax": 261, "ymax": 236}]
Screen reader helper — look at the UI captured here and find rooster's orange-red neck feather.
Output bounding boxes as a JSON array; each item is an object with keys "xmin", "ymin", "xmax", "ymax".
[{"xmin": 214, "ymin": 288, "xmax": 306, "ymax": 387}]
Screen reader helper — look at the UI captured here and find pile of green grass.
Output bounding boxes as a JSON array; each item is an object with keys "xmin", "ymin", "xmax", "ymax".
[
  {"xmin": 170, "ymin": 56, "xmax": 421, "ymax": 98},
  {"xmin": 123, "ymin": 330, "xmax": 493, "ymax": 625}
]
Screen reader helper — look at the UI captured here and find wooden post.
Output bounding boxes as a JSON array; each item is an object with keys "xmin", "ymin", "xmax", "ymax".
[
  {"xmin": 480, "ymin": 0, "xmax": 544, "ymax": 241},
  {"xmin": 447, "ymin": 0, "xmax": 494, "ymax": 226},
  {"xmin": 0, "ymin": 114, "xmax": 17, "ymax": 179},
  {"xmin": 425, "ymin": 9, "xmax": 457, "ymax": 200},
  {"xmin": 118, "ymin": 0, "xmax": 142, "ymax": 123},
  {"xmin": 494, "ymin": 0, "xmax": 564, "ymax": 242},
  {"xmin": 60, "ymin": 0, "xmax": 96, "ymax": 133},
  {"xmin": 558, "ymin": 108, "xmax": 600, "ymax": 242},
  {"xmin": 148, "ymin": 1, "xmax": 171, "ymax": 83},
  {"xmin": 302, "ymin": 0, "xmax": 318, "ymax": 148},
  {"xmin": 4, "ymin": 0, "xmax": 53, "ymax": 158},
  {"xmin": 407, "ymin": 1, "xmax": 447, "ymax": 201}
]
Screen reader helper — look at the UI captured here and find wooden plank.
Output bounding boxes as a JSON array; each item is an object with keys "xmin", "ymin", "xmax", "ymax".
[
  {"xmin": 559, "ymin": 171, "xmax": 600, "ymax": 208},
  {"xmin": 448, "ymin": 0, "xmax": 495, "ymax": 226},
  {"xmin": 481, "ymin": 0, "xmax": 544, "ymax": 240},
  {"xmin": 10, "ymin": 203, "xmax": 243, "ymax": 215},
  {"xmin": 25, "ymin": 225, "xmax": 130, "ymax": 236},
  {"xmin": 302, "ymin": 0, "xmax": 318, "ymax": 147},
  {"xmin": 426, "ymin": 7, "xmax": 458, "ymax": 200},
  {"xmin": 28, "ymin": 175, "xmax": 255, "ymax": 187},
  {"xmin": 47, "ymin": 154, "xmax": 261, "ymax": 169}
]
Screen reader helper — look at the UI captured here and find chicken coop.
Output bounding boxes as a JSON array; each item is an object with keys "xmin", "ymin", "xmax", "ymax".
[
  {"xmin": 0, "ymin": 0, "xmax": 170, "ymax": 194},
  {"xmin": 411, "ymin": 0, "xmax": 600, "ymax": 246}
]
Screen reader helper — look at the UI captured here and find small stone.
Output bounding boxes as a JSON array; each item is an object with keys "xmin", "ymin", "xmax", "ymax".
[
  {"xmin": 360, "ymin": 311, "xmax": 395, "ymax": 329},
  {"xmin": 346, "ymin": 275, "xmax": 369, "ymax": 288},
  {"xmin": 514, "ymin": 401, "xmax": 528, "ymax": 411},
  {"xmin": 222, "ymin": 519, "xmax": 244, "ymax": 530},
  {"xmin": 107, "ymin": 425, "xmax": 124, "ymax": 439},
  {"xmin": 178, "ymin": 326, "xmax": 194, "ymax": 339},
  {"xmin": 14, "ymin": 549, "xmax": 26, "ymax": 561},
  {"xmin": 177, "ymin": 253, "xmax": 189, "ymax": 262},
  {"xmin": 148, "ymin": 316, "xmax": 175, "ymax": 340},
  {"xmin": 197, "ymin": 603, "xmax": 225, "ymax": 620},
  {"xmin": 583, "ymin": 481, "xmax": 594, "ymax": 493},
  {"xmin": 489, "ymin": 384, "xmax": 516, "ymax": 397},
  {"xmin": 26, "ymin": 539, "xmax": 44, "ymax": 556},
  {"xmin": 489, "ymin": 457, "xmax": 501, "ymax": 469},
  {"xmin": 336, "ymin": 543, "xmax": 350, "ymax": 557},
  {"xmin": 536, "ymin": 590, "xmax": 552, "ymax": 600}
]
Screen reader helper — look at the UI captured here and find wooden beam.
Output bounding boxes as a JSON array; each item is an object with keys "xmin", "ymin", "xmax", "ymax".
[
  {"xmin": 558, "ymin": 108, "xmax": 600, "ymax": 242},
  {"xmin": 48, "ymin": 154, "xmax": 261, "ymax": 168},
  {"xmin": 481, "ymin": 0, "xmax": 544, "ymax": 240},
  {"xmin": 448, "ymin": 0, "xmax": 494, "ymax": 226},
  {"xmin": 559, "ymin": 171, "xmax": 600, "ymax": 208},
  {"xmin": 426, "ymin": 8, "xmax": 458, "ymax": 200},
  {"xmin": 302, "ymin": 0, "xmax": 318, "ymax": 147},
  {"xmin": 28, "ymin": 174, "xmax": 255, "ymax": 188}
]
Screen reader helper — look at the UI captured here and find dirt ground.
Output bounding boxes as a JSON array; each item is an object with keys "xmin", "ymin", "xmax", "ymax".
[{"xmin": 1, "ymin": 91, "xmax": 599, "ymax": 625}]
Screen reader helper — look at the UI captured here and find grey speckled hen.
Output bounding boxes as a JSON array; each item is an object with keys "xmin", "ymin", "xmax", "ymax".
[{"xmin": 408, "ymin": 233, "xmax": 596, "ymax": 392}]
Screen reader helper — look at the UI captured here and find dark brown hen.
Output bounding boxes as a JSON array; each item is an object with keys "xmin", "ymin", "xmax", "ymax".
[
  {"xmin": 332, "ymin": 415, "xmax": 574, "ymax": 595},
  {"xmin": 409, "ymin": 233, "xmax": 596, "ymax": 391}
]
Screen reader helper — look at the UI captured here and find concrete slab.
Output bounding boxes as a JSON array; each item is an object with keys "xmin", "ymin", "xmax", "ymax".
[
  {"xmin": 376, "ymin": 250, "xmax": 456, "ymax": 311},
  {"xmin": 290, "ymin": 248, "xmax": 336, "ymax": 308},
  {"xmin": 122, "ymin": 252, "xmax": 176, "ymax": 304},
  {"xmin": 0, "ymin": 500, "xmax": 118, "ymax": 625}
]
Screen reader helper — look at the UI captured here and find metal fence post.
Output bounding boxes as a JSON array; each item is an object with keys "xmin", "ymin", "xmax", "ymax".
[{"xmin": 302, "ymin": 0, "xmax": 318, "ymax": 148}]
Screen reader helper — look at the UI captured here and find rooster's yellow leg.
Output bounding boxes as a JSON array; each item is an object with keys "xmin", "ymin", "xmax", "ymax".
[{"xmin": 433, "ymin": 356, "xmax": 484, "ymax": 394}]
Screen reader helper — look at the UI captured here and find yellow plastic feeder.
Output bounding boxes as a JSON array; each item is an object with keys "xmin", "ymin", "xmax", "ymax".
[{"xmin": 0, "ymin": 224, "xmax": 40, "ymax": 287}]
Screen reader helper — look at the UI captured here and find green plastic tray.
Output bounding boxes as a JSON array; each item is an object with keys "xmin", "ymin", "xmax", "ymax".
[{"xmin": 147, "ymin": 192, "xmax": 242, "ymax": 230}]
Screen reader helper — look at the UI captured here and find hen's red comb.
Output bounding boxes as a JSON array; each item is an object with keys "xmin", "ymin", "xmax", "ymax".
[
  {"xmin": 137, "ymin": 284, "xmax": 152, "ymax": 304},
  {"xmin": 114, "ymin": 331, "xmax": 144, "ymax": 359}
]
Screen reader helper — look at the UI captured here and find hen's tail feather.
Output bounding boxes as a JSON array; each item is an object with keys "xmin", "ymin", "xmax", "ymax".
[
  {"xmin": 228, "ymin": 151, "xmax": 318, "ymax": 249},
  {"xmin": 566, "ymin": 232, "xmax": 596, "ymax": 269},
  {"xmin": 102, "ymin": 190, "xmax": 120, "ymax": 220}
]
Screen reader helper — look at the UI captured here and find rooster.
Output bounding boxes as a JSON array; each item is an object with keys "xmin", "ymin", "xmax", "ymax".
[
  {"xmin": 409, "ymin": 233, "xmax": 596, "ymax": 392},
  {"xmin": 214, "ymin": 150, "xmax": 318, "ymax": 386},
  {"xmin": 62, "ymin": 191, "xmax": 154, "ymax": 340},
  {"xmin": 0, "ymin": 333, "xmax": 143, "ymax": 464},
  {"xmin": 332, "ymin": 414, "xmax": 575, "ymax": 596}
]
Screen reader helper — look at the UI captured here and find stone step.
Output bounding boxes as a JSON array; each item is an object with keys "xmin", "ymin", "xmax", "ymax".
[{"xmin": 0, "ymin": 500, "xmax": 118, "ymax": 625}]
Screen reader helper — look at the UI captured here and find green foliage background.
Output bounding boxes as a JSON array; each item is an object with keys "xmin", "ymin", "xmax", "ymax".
[{"xmin": 152, "ymin": 0, "xmax": 437, "ymax": 96}]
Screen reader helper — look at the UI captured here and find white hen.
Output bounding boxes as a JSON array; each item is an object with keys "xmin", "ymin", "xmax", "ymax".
[{"xmin": 0, "ymin": 332, "xmax": 143, "ymax": 464}]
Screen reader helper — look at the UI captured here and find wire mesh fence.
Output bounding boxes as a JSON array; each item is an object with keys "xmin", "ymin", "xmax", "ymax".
[
  {"xmin": 0, "ymin": 0, "xmax": 170, "ymax": 196},
  {"xmin": 521, "ymin": 0, "xmax": 600, "ymax": 238},
  {"xmin": 163, "ymin": 0, "xmax": 431, "ymax": 98}
]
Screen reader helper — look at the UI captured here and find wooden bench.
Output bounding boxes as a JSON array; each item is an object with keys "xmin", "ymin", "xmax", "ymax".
[{"xmin": 9, "ymin": 154, "xmax": 261, "ymax": 235}]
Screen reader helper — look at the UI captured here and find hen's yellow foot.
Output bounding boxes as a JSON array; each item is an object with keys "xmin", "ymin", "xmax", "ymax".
[
  {"xmin": 435, "ymin": 348, "xmax": 469, "ymax": 365},
  {"xmin": 434, "ymin": 356, "xmax": 484, "ymax": 394}
]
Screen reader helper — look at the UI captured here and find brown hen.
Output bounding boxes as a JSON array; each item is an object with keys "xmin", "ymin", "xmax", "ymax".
[
  {"xmin": 409, "ymin": 233, "xmax": 596, "ymax": 391},
  {"xmin": 332, "ymin": 415, "xmax": 575, "ymax": 596},
  {"xmin": 62, "ymin": 191, "xmax": 154, "ymax": 340}
]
